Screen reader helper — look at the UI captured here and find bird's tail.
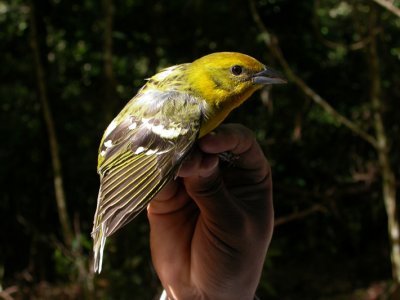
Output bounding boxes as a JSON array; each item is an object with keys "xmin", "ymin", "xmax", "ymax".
[
  {"xmin": 91, "ymin": 222, "xmax": 107, "ymax": 273},
  {"xmin": 92, "ymin": 187, "xmax": 107, "ymax": 273}
]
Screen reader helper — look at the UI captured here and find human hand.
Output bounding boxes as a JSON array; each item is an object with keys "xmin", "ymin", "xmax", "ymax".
[{"xmin": 147, "ymin": 124, "xmax": 274, "ymax": 300}]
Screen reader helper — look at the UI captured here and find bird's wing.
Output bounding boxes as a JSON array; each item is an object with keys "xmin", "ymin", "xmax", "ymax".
[{"xmin": 92, "ymin": 89, "xmax": 203, "ymax": 272}]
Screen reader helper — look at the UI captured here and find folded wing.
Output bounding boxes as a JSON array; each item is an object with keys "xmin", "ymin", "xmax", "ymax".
[{"xmin": 92, "ymin": 89, "xmax": 203, "ymax": 272}]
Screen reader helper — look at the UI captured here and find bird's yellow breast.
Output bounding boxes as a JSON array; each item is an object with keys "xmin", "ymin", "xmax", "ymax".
[{"xmin": 197, "ymin": 84, "xmax": 260, "ymax": 137}]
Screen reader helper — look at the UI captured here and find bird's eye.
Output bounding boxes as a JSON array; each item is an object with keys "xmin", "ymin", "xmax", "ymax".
[{"xmin": 231, "ymin": 65, "xmax": 243, "ymax": 76}]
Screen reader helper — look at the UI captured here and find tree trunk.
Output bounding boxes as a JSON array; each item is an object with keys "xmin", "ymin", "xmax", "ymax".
[
  {"xmin": 30, "ymin": 2, "xmax": 95, "ymax": 296},
  {"xmin": 102, "ymin": 0, "xmax": 119, "ymax": 120},
  {"xmin": 368, "ymin": 8, "xmax": 400, "ymax": 283},
  {"xmin": 29, "ymin": 0, "xmax": 73, "ymax": 248}
]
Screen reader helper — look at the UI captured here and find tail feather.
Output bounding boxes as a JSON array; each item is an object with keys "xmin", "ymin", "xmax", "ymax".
[{"xmin": 92, "ymin": 223, "xmax": 107, "ymax": 273}]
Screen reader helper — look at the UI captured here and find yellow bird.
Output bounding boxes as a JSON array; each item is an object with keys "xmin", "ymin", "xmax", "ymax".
[{"xmin": 92, "ymin": 52, "xmax": 286, "ymax": 272}]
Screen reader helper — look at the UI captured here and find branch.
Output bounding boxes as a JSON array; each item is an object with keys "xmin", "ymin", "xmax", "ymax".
[
  {"xmin": 274, "ymin": 204, "xmax": 327, "ymax": 227},
  {"xmin": 372, "ymin": 0, "xmax": 400, "ymax": 18},
  {"xmin": 248, "ymin": 0, "xmax": 379, "ymax": 149}
]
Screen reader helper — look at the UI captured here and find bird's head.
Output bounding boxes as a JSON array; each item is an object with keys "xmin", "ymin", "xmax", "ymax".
[{"xmin": 187, "ymin": 52, "xmax": 286, "ymax": 108}]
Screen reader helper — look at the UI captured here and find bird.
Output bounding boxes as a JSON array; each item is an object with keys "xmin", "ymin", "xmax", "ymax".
[{"xmin": 92, "ymin": 52, "xmax": 286, "ymax": 272}]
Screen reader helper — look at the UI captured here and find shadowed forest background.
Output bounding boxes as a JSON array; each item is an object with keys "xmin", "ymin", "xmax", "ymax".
[{"xmin": 1, "ymin": 0, "xmax": 400, "ymax": 299}]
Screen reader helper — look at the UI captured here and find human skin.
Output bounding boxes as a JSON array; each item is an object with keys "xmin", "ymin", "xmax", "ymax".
[{"xmin": 147, "ymin": 124, "xmax": 274, "ymax": 300}]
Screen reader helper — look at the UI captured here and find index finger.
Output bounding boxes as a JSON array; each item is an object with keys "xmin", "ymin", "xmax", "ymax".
[{"xmin": 198, "ymin": 124, "xmax": 268, "ymax": 171}]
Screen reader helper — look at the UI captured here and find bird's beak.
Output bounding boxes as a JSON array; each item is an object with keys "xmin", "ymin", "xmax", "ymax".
[{"xmin": 252, "ymin": 68, "xmax": 287, "ymax": 85}]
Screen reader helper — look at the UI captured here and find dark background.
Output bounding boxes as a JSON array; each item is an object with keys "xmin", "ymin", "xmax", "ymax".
[{"xmin": 1, "ymin": 0, "xmax": 399, "ymax": 299}]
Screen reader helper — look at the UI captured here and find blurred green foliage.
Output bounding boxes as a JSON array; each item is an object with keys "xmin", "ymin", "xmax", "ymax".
[{"xmin": 1, "ymin": 0, "xmax": 399, "ymax": 299}]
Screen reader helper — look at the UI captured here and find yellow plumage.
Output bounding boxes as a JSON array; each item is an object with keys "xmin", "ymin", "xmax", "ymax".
[{"xmin": 92, "ymin": 52, "xmax": 285, "ymax": 272}]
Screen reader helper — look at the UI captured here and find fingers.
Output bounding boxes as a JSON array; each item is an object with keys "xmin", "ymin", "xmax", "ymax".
[
  {"xmin": 201, "ymin": 124, "xmax": 270, "ymax": 186},
  {"xmin": 179, "ymin": 123, "xmax": 269, "ymax": 179},
  {"xmin": 149, "ymin": 124, "xmax": 274, "ymax": 300},
  {"xmin": 178, "ymin": 148, "xmax": 219, "ymax": 178},
  {"xmin": 180, "ymin": 151, "xmax": 234, "ymax": 217},
  {"xmin": 150, "ymin": 123, "xmax": 271, "ymax": 226},
  {"xmin": 181, "ymin": 123, "xmax": 272, "ymax": 222},
  {"xmin": 147, "ymin": 178, "xmax": 191, "ymax": 216},
  {"xmin": 153, "ymin": 123, "xmax": 271, "ymax": 206},
  {"xmin": 199, "ymin": 124, "xmax": 254, "ymax": 155},
  {"xmin": 179, "ymin": 126, "xmax": 247, "ymax": 225},
  {"xmin": 199, "ymin": 124, "xmax": 268, "ymax": 173}
]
